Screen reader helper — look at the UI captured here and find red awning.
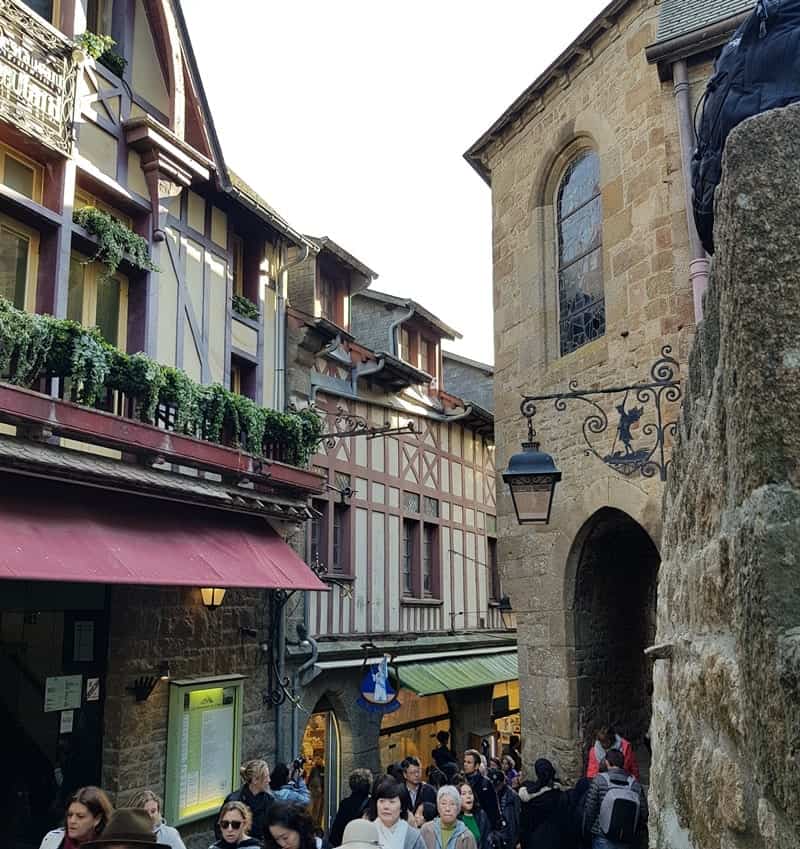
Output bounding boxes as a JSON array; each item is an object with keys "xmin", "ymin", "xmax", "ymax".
[{"xmin": 0, "ymin": 476, "xmax": 327, "ymax": 591}]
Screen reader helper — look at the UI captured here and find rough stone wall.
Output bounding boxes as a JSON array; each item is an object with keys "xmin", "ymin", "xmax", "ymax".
[
  {"xmin": 102, "ymin": 585, "xmax": 274, "ymax": 849},
  {"xmin": 442, "ymin": 356, "xmax": 495, "ymax": 412},
  {"xmin": 650, "ymin": 105, "xmax": 800, "ymax": 848},
  {"xmin": 487, "ymin": 0, "xmax": 696, "ymax": 777},
  {"xmin": 350, "ymin": 294, "xmax": 398, "ymax": 354},
  {"xmin": 288, "ymin": 253, "xmax": 318, "ymax": 317}
]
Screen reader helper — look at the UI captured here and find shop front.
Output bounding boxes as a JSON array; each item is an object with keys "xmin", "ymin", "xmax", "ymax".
[
  {"xmin": 379, "ymin": 690, "xmax": 450, "ymax": 772},
  {"xmin": 300, "ymin": 704, "xmax": 341, "ymax": 831}
]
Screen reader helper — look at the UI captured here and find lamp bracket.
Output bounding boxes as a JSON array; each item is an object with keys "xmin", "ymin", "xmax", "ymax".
[
  {"xmin": 519, "ymin": 345, "xmax": 681, "ymax": 482},
  {"xmin": 127, "ymin": 676, "xmax": 159, "ymax": 702},
  {"xmin": 321, "ymin": 403, "xmax": 415, "ymax": 449}
]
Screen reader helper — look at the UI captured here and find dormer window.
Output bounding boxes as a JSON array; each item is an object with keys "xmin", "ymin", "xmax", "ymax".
[
  {"xmin": 399, "ymin": 326, "xmax": 411, "ymax": 363},
  {"xmin": 422, "ymin": 338, "xmax": 437, "ymax": 380},
  {"xmin": 319, "ymin": 276, "xmax": 335, "ymax": 322}
]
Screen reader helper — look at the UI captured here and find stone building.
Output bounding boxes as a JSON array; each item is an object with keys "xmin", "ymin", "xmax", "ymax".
[
  {"xmin": 464, "ymin": 0, "xmax": 751, "ymax": 780},
  {"xmin": 0, "ymin": 2, "xmax": 327, "ymax": 847},
  {"xmin": 283, "ymin": 245, "xmax": 516, "ymax": 830}
]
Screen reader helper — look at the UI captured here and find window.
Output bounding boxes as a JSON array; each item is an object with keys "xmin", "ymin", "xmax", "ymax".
[
  {"xmin": 0, "ymin": 145, "xmax": 43, "ymax": 202},
  {"xmin": 423, "ymin": 496, "xmax": 439, "ymax": 518},
  {"xmin": 557, "ymin": 150, "xmax": 604, "ymax": 356},
  {"xmin": 422, "ymin": 339, "xmax": 437, "ymax": 380},
  {"xmin": 87, "ymin": 0, "xmax": 113, "ymax": 36},
  {"xmin": 332, "ymin": 504, "xmax": 349, "ymax": 573},
  {"xmin": 399, "ymin": 326, "xmax": 411, "ymax": 363},
  {"xmin": 0, "ymin": 216, "xmax": 39, "ymax": 312},
  {"xmin": 423, "ymin": 524, "xmax": 437, "ymax": 597},
  {"xmin": 403, "ymin": 491, "xmax": 420, "ymax": 513},
  {"xmin": 319, "ymin": 276, "xmax": 335, "ymax": 321},
  {"xmin": 402, "ymin": 519, "xmax": 416, "ymax": 596},
  {"xmin": 68, "ymin": 253, "xmax": 128, "ymax": 348},
  {"xmin": 488, "ymin": 537, "xmax": 500, "ymax": 601},
  {"xmin": 21, "ymin": 0, "xmax": 56, "ymax": 24},
  {"xmin": 231, "ymin": 234, "xmax": 244, "ymax": 297},
  {"xmin": 309, "ymin": 500, "xmax": 326, "ymax": 569}
]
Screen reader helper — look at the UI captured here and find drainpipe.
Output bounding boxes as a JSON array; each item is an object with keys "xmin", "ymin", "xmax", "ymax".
[
  {"xmin": 275, "ymin": 243, "xmax": 311, "ymax": 409},
  {"xmin": 388, "ymin": 304, "xmax": 416, "ymax": 356},
  {"xmin": 673, "ymin": 60, "xmax": 710, "ymax": 323},
  {"xmin": 290, "ymin": 634, "xmax": 319, "ymax": 756}
]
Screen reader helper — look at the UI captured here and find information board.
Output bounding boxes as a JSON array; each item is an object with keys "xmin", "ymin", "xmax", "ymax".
[{"xmin": 165, "ymin": 676, "xmax": 244, "ymax": 826}]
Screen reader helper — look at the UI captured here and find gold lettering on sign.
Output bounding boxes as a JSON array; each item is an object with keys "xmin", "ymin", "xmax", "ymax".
[{"xmin": 0, "ymin": 0, "xmax": 78, "ymax": 155}]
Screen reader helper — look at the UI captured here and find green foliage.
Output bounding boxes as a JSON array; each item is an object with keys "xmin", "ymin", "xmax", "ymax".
[
  {"xmin": 98, "ymin": 49, "xmax": 127, "ymax": 78},
  {"xmin": 73, "ymin": 207, "xmax": 158, "ymax": 280},
  {"xmin": 232, "ymin": 293, "xmax": 260, "ymax": 321},
  {"xmin": 0, "ymin": 297, "xmax": 321, "ymax": 466},
  {"xmin": 76, "ymin": 31, "xmax": 115, "ymax": 60}
]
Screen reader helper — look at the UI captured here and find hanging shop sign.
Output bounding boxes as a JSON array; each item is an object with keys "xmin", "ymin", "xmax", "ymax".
[
  {"xmin": 357, "ymin": 655, "xmax": 400, "ymax": 715},
  {"xmin": 0, "ymin": 0, "xmax": 78, "ymax": 155}
]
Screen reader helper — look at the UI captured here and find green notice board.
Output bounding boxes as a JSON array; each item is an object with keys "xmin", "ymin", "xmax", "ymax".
[{"xmin": 165, "ymin": 675, "xmax": 244, "ymax": 826}]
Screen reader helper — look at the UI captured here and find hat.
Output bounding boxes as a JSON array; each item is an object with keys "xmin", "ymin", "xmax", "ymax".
[
  {"xmin": 341, "ymin": 819, "xmax": 380, "ymax": 849},
  {"xmin": 84, "ymin": 809, "xmax": 170, "ymax": 848}
]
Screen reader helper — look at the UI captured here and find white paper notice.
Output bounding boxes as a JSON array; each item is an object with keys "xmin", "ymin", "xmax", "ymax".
[
  {"xmin": 44, "ymin": 675, "xmax": 83, "ymax": 712},
  {"xmin": 199, "ymin": 706, "xmax": 234, "ymax": 802},
  {"xmin": 60, "ymin": 710, "xmax": 74, "ymax": 734},
  {"xmin": 185, "ymin": 771, "xmax": 199, "ymax": 807}
]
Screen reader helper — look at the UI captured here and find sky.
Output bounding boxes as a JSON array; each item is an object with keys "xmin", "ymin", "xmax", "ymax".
[{"xmin": 183, "ymin": 0, "xmax": 611, "ymax": 365}]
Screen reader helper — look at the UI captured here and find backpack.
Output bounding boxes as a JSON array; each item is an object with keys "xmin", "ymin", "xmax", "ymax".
[
  {"xmin": 597, "ymin": 773, "xmax": 640, "ymax": 843},
  {"xmin": 692, "ymin": 0, "xmax": 800, "ymax": 254}
]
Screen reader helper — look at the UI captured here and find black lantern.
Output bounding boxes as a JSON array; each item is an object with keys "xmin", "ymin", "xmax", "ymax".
[
  {"xmin": 503, "ymin": 407, "xmax": 561, "ymax": 524},
  {"xmin": 498, "ymin": 595, "xmax": 514, "ymax": 630}
]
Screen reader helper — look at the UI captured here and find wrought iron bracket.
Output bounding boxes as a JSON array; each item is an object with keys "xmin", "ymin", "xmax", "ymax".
[
  {"xmin": 263, "ymin": 589, "xmax": 300, "ymax": 709},
  {"xmin": 320, "ymin": 403, "xmax": 415, "ymax": 449},
  {"xmin": 309, "ymin": 556, "xmax": 354, "ymax": 598},
  {"xmin": 519, "ymin": 345, "xmax": 681, "ymax": 481}
]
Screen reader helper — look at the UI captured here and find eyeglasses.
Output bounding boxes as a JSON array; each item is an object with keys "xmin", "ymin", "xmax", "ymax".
[{"xmin": 221, "ymin": 821, "xmax": 244, "ymax": 830}]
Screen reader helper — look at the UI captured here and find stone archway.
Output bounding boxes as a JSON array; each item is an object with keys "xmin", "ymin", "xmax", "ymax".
[{"xmin": 570, "ymin": 507, "xmax": 659, "ymax": 780}]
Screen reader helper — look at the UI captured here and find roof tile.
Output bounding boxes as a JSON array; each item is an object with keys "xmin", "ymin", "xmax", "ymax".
[{"xmin": 655, "ymin": 0, "xmax": 754, "ymax": 44}]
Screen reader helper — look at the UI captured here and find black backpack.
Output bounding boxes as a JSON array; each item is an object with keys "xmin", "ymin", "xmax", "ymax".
[{"xmin": 692, "ymin": 0, "xmax": 800, "ymax": 254}]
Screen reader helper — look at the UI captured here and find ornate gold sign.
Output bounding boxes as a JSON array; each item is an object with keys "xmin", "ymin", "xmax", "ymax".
[{"xmin": 0, "ymin": 0, "xmax": 77, "ymax": 155}]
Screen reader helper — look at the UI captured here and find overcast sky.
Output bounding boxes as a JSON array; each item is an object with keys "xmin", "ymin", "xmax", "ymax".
[{"xmin": 183, "ymin": 0, "xmax": 611, "ymax": 365}]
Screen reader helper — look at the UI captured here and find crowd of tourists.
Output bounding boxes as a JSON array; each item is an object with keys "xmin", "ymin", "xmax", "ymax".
[{"xmin": 37, "ymin": 727, "xmax": 647, "ymax": 849}]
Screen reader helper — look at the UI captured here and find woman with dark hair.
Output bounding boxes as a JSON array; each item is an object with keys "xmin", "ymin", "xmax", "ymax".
[
  {"xmin": 366, "ymin": 779, "xmax": 424, "ymax": 849},
  {"xmin": 271, "ymin": 763, "xmax": 311, "ymax": 805},
  {"xmin": 431, "ymin": 731, "xmax": 458, "ymax": 772},
  {"xmin": 456, "ymin": 783, "xmax": 490, "ymax": 849},
  {"xmin": 209, "ymin": 801, "xmax": 261, "ymax": 849},
  {"xmin": 328, "ymin": 768, "xmax": 373, "ymax": 847},
  {"xmin": 39, "ymin": 786, "xmax": 113, "ymax": 849},
  {"xmin": 518, "ymin": 759, "xmax": 575, "ymax": 849},
  {"xmin": 265, "ymin": 803, "xmax": 317, "ymax": 849}
]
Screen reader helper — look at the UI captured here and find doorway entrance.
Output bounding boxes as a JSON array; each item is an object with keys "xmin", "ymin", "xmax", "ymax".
[
  {"xmin": 572, "ymin": 508, "xmax": 659, "ymax": 782},
  {"xmin": 300, "ymin": 705, "xmax": 341, "ymax": 832}
]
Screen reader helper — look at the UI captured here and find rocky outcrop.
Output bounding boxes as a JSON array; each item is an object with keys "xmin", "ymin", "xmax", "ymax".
[{"xmin": 650, "ymin": 104, "xmax": 800, "ymax": 848}]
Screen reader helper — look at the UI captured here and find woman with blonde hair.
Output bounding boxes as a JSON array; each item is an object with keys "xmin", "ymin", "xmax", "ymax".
[
  {"xmin": 127, "ymin": 789, "xmax": 186, "ymax": 849},
  {"xmin": 220, "ymin": 759, "xmax": 273, "ymax": 840},
  {"xmin": 39, "ymin": 786, "xmax": 113, "ymax": 849},
  {"xmin": 210, "ymin": 801, "xmax": 261, "ymax": 849}
]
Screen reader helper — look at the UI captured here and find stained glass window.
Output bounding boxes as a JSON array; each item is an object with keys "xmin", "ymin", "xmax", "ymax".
[
  {"xmin": 557, "ymin": 151, "xmax": 605, "ymax": 356},
  {"xmin": 404, "ymin": 491, "xmax": 420, "ymax": 513}
]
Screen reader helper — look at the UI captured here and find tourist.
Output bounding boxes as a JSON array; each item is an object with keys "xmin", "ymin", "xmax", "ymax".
[
  {"xmin": 505, "ymin": 737, "xmax": 522, "ymax": 772},
  {"xmin": 328, "ymin": 768, "xmax": 372, "ymax": 847},
  {"xmin": 339, "ymin": 819, "xmax": 381, "ymax": 849},
  {"xmin": 265, "ymin": 803, "xmax": 317, "ymax": 849},
  {"xmin": 210, "ymin": 801, "xmax": 261, "ymax": 849},
  {"xmin": 486, "ymin": 758, "xmax": 502, "ymax": 773},
  {"xmin": 487, "ymin": 769, "xmax": 520, "ymax": 849},
  {"xmin": 431, "ymin": 731, "xmax": 458, "ymax": 772},
  {"xmin": 366, "ymin": 778, "xmax": 424, "ymax": 849},
  {"xmin": 39, "ymin": 786, "xmax": 113, "ymax": 849},
  {"xmin": 462, "ymin": 750, "xmax": 501, "ymax": 830},
  {"xmin": 402, "ymin": 756, "xmax": 437, "ymax": 808},
  {"xmin": 84, "ymin": 808, "xmax": 170, "ymax": 849},
  {"xmin": 582, "ymin": 749, "xmax": 647, "ymax": 848},
  {"xmin": 222, "ymin": 759, "xmax": 273, "ymax": 840},
  {"xmin": 518, "ymin": 759, "xmax": 573, "ymax": 849},
  {"xmin": 127, "ymin": 789, "xmax": 186, "ymax": 849},
  {"xmin": 413, "ymin": 802, "xmax": 437, "ymax": 828},
  {"xmin": 427, "ymin": 767, "xmax": 447, "ymax": 790},
  {"xmin": 456, "ymin": 782, "xmax": 490, "ymax": 849},
  {"xmin": 271, "ymin": 763, "xmax": 312, "ymax": 805},
  {"xmin": 387, "ymin": 763, "xmax": 405, "ymax": 783},
  {"xmin": 586, "ymin": 727, "xmax": 640, "ymax": 781},
  {"xmin": 499, "ymin": 756, "xmax": 518, "ymax": 787},
  {"xmin": 419, "ymin": 786, "xmax": 476, "ymax": 849}
]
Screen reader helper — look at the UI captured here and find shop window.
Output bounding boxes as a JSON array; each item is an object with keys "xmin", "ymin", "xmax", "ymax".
[
  {"xmin": 331, "ymin": 503, "xmax": 349, "ymax": 574},
  {"xmin": 488, "ymin": 537, "xmax": 500, "ymax": 601},
  {"xmin": 380, "ymin": 689, "xmax": 450, "ymax": 772},
  {"xmin": 231, "ymin": 234, "xmax": 244, "ymax": 297},
  {"xmin": 0, "ymin": 145, "xmax": 43, "ymax": 203},
  {"xmin": 557, "ymin": 150, "xmax": 604, "ymax": 356},
  {"xmin": 423, "ymin": 523, "xmax": 437, "ymax": 597},
  {"xmin": 86, "ymin": 0, "xmax": 113, "ymax": 35},
  {"xmin": 0, "ymin": 216, "xmax": 39, "ymax": 312},
  {"xmin": 68, "ymin": 253, "xmax": 128, "ymax": 349},
  {"xmin": 402, "ymin": 518, "xmax": 416, "ymax": 596}
]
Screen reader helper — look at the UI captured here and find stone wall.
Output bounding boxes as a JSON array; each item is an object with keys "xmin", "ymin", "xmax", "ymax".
[
  {"xmin": 650, "ymin": 105, "xmax": 800, "ymax": 848},
  {"xmin": 102, "ymin": 585, "xmax": 274, "ymax": 849},
  {"xmin": 350, "ymin": 294, "xmax": 398, "ymax": 354},
  {"xmin": 442, "ymin": 355, "xmax": 494, "ymax": 413}
]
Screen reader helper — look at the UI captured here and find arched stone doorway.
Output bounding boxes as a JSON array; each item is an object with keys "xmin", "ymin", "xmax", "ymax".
[
  {"xmin": 300, "ymin": 697, "xmax": 343, "ymax": 831},
  {"xmin": 571, "ymin": 507, "xmax": 659, "ymax": 780}
]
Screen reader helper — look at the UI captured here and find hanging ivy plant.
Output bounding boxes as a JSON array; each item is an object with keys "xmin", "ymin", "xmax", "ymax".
[
  {"xmin": 160, "ymin": 367, "xmax": 200, "ymax": 435},
  {"xmin": 70, "ymin": 330, "xmax": 110, "ymax": 405},
  {"xmin": 73, "ymin": 207, "xmax": 158, "ymax": 280},
  {"xmin": 76, "ymin": 32, "xmax": 115, "ymax": 60},
  {"xmin": 232, "ymin": 293, "xmax": 260, "ymax": 321},
  {"xmin": 98, "ymin": 49, "xmax": 127, "ymax": 78},
  {"xmin": 106, "ymin": 349, "xmax": 165, "ymax": 423}
]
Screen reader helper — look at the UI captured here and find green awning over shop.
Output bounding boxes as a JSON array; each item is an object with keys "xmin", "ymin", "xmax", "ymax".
[{"xmin": 396, "ymin": 651, "xmax": 518, "ymax": 696}]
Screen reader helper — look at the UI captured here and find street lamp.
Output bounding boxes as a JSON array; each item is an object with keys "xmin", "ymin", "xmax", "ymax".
[
  {"xmin": 200, "ymin": 587, "xmax": 226, "ymax": 610},
  {"xmin": 498, "ymin": 595, "xmax": 514, "ymax": 630},
  {"xmin": 502, "ymin": 407, "xmax": 561, "ymax": 525}
]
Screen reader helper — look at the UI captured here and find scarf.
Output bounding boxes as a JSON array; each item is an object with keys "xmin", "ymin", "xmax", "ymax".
[
  {"xmin": 376, "ymin": 818, "xmax": 408, "ymax": 849},
  {"xmin": 593, "ymin": 734, "xmax": 623, "ymax": 766}
]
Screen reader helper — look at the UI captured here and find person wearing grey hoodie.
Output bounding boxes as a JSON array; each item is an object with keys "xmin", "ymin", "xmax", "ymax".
[{"xmin": 420, "ymin": 786, "xmax": 477, "ymax": 849}]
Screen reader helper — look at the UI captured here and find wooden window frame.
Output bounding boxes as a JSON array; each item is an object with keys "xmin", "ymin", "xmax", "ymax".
[
  {"xmin": 487, "ymin": 537, "xmax": 500, "ymax": 601},
  {"xmin": 0, "ymin": 213, "xmax": 40, "ymax": 313},
  {"xmin": 402, "ymin": 517, "xmax": 418, "ymax": 596},
  {"xmin": 422, "ymin": 522, "xmax": 438, "ymax": 598},
  {"xmin": 75, "ymin": 188, "xmax": 133, "ymax": 227},
  {"xmin": 69, "ymin": 250, "xmax": 129, "ymax": 350},
  {"xmin": 331, "ymin": 502, "xmax": 350, "ymax": 575},
  {"xmin": 309, "ymin": 500, "xmax": 327, "ymax": 570},
  {"xmin": 231, "ymin": 233, "xmax": 245, "ymax": 297},
  {"xmin": 0, "ymin": 143, "xmax": 44, "ymax": 204}
]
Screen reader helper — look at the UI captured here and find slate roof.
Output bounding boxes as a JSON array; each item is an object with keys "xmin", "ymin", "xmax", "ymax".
[{"xmin": 655, "ymin": 0, "xmax": 754, "ymax": 43}]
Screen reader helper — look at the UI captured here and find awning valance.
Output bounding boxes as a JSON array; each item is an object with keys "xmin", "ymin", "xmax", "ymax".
[
  {"xmin": 0, "ymin": 475, "xmax": 326, "ymax": 591},
  {"xmin": 396, "ymin": 651, "xmax": 518, "ymax": 696}
]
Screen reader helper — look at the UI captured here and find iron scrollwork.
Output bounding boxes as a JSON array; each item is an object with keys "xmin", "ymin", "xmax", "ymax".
[
  {"xmin": 520, "ymin": 346, "xmax": 681, "ymax": 481},
  {"xmin": 263, "ymin": 589, "xmax": 300, "ymax": 708},
  {"xmin": 320, "ymin": 402, "xmax": 415, "ymax": 449}
]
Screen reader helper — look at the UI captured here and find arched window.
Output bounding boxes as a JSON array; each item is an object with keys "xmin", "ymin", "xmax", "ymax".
[{"xmin": 557, "ymin": 150, "xmax": 604, "ymax": 356}]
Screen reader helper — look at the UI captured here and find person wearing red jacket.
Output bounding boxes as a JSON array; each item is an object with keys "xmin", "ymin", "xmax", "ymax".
[{"xmin": 585, "ymin": 726, "xmax": 640, "ymax": 780}]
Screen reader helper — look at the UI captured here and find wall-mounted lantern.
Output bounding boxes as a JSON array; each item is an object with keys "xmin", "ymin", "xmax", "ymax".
[
  {"xmin": 200, "ymin": 587, "xmax": 227, "ymax": 610},
  {"xmin": 128, "ymin": 662, "xmax": 170, "ymax": 702},
  {"xmin": 498, "ymin": 595, "xmax": 515, "ymax": 630}
]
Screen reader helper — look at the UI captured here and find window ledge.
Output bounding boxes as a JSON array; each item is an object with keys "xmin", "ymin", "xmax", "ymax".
[
  {"xmin": 232, "ymin": 311, "xmax": 260, "ymax": 330},
  {"xmin": 400, "ymin": 596, "xmax": 443, "ymax": 607},
  {"xmin": 324, "ymin": 572, "xmax": 355, "ymax": 583}
]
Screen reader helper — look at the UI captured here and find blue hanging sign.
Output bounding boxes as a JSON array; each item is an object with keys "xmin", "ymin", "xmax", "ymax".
[{"xmin": 357, "ymin": 655, "xmax": 401, "ymax": 714}]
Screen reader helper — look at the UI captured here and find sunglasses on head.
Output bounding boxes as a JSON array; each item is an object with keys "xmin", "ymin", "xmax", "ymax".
[{"xmin": 221, "ymin": 820, "xmax": 243, "ymax": 830}]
